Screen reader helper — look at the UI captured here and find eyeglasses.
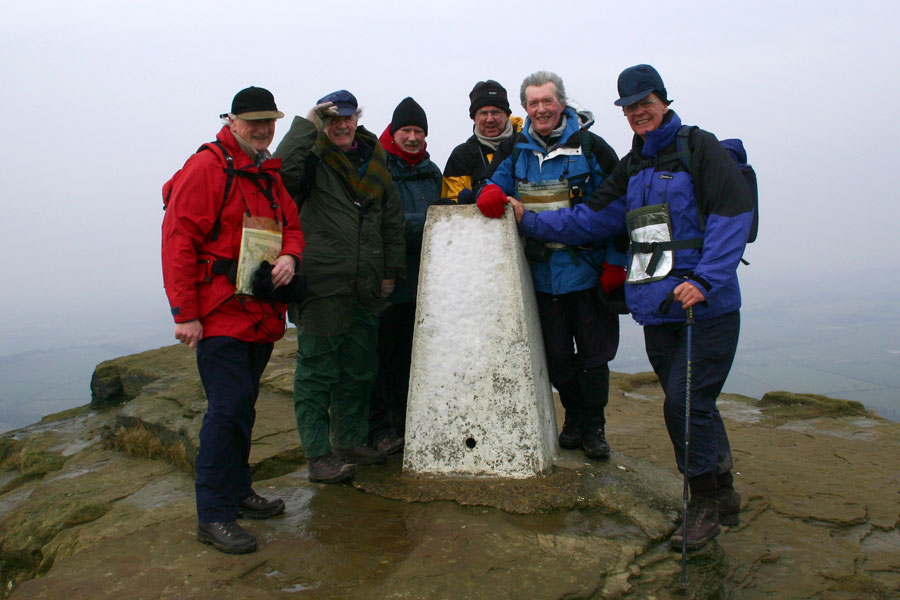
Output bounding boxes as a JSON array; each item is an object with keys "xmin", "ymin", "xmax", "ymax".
[
  {"xmin": 475, "ymin": 108, "xmax": 506, "ymax": 119},
  {"xmin": 622, "ymin": 97, "xmax": 658, "ymax": 115}
]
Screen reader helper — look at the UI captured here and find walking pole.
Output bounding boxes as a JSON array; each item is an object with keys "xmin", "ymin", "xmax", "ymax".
[{"xmin": 680, "ymin": 304, "xmax": 695, "ymax": 587}]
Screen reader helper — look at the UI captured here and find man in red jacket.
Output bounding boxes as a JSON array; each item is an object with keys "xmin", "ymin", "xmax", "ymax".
[{"xmin": 161, "ymin": 86, "xmax": 304, "ymax": 554}]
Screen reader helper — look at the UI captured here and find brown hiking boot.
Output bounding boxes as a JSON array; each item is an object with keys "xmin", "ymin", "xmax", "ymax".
[
  {"xmin": 375, "ymin": 432, "xmax": 404, "ymax": 456},
  {"xmin": 717, "ymin": 486, "xmax": 741, "ymax": 527},
  {"xmin": 670, "ymin": 496, "xmax": 720, "ymax": 552},
  {"xmin": 237, "ymin": 492, "xmax": 285, "ymax": 519},
  {"xmin": 197, "ymin": 521, "xmax": 257, "ymax": 554},
  {"xmin": 307, "ymin": 454, "xmax": 356, "ymax": 484},
  {"xmin": 335, "ymin": 444, "xmax": 386, "ymax": 466}
]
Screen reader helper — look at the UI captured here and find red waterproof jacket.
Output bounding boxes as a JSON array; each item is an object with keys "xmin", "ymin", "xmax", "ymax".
[{"xmin": 161, "ymin": 126, "xmax": 304, "ymax": 343}]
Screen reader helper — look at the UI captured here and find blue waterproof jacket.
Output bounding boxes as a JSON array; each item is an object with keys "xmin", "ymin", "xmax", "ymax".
[
  {"xmin": 519, "ymin": 111, "xmax": 753, "ymax": 325},
  {"xmin": 486, "ymin": 107, "xmax": 625, "ymax": 295}
]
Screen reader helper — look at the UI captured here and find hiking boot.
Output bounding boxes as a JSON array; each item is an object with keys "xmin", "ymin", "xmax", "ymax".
[
  {"xmin": 307, "ymin": 454, "xmax": 356, "ymax": 484},
  {"xmin": 582, "ymin": 428, "xmax": 611, "ymax": 460},
  {"xmin": 335, "ymin": 444, "xmax": 387, "ymax": 466},
  {"xmin": 375, "ymin": 432, "xmax": 404, "ymax": 456},
  {"xmin": 670, "ymin": 496, "xmax": 720, "ymax": 552},
  {"xmin": 558, "ymin": 418, "xmax": 582, "ymax": 450},
  {"xmin": 717, "ymin": 486, "xmax": 741, "ymax": 527},
  {"xmin": 197, "ymin": 521, "xmax": 257, "ymax": 554},
  {"xmin": 237, "ymin": 492, "xmax": 285, "ymax": 520}
]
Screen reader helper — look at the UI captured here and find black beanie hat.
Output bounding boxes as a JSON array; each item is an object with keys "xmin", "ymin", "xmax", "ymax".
[
  {"xmin": 390, "ymin": 97, "xmax": 428, "ymax": 135},
  {"xmin": 468, "ymin": 80, "xmax": 511, "ymax": 118}
]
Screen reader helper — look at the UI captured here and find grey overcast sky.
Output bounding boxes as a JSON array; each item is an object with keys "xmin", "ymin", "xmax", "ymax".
[{"xmin": 1, "ymin": 0, "xmax": 898, "ymax": 352}]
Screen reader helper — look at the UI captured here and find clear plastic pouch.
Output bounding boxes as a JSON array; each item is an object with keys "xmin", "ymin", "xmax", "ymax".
[
  {"xmin": 517, "ymin": 180, "xmax": 571, "ymax": 250},
  {"xmin": 235, "ymin": 214, "xmax": 283, "ymax": 296},
  {"xmin": 625, "ymin": 203, "xmax": 674, "ymax": 284}
]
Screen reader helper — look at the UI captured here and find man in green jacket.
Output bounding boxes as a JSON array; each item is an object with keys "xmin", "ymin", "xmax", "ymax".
[{"xmin": 274, "ymin": 90, "xmax": 406, "ymax": 484}]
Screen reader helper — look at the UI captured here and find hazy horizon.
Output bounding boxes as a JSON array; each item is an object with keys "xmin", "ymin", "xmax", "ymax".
[{"xmin": 2, "ymin": 2, "xmax": 898, "ymax": 430}]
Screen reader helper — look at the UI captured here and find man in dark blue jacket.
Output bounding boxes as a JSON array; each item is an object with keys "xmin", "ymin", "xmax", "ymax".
[
  {"xmin": 512, "ymin": 65, "xmax": 753, "ymax": 552},
  {"xmin": 372, "ymin": 97, "xmax": 443, "ymax": 455}
]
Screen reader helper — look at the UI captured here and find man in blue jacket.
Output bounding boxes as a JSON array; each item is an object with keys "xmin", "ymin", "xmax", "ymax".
[
  {"xmin": 476, "ymin": 71, "xmax": 626, "ymax": 461},
  {"xmin": 511, "ymin": 65, "xmax": 754, "ymax": 551}
]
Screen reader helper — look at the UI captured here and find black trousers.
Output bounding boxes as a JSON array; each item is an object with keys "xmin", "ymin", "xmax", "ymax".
[
  {"xmin": 536, "ymin": 288, "xmax": 619, "ymax": 430},
  {"xmin": 369, "ymin": 302, "xmax": 416, "ymax": 444}
]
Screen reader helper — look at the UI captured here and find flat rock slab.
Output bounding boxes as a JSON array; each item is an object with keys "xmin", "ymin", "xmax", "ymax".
[{"xmin": 2, "ymin": 345, "xmax": 899, "ymax": 599}]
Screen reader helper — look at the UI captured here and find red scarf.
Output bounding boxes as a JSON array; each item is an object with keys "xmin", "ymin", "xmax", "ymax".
[{"xmin": 379, "ymin": 125, "xmax": 427, "ymax": 166}]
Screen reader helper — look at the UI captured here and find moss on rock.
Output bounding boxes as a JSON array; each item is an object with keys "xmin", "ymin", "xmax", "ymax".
[{"xmin": 759, "ymin": 390, "xmax": 876, "ymax": 421}]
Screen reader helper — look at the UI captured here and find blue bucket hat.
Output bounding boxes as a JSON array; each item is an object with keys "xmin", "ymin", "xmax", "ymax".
[
  {"xmin": 316, "ymin": 89, "xmax": 358, "ymax": 116},
  {"xmin": 614, "ymin": 64, "xmax": 669, "ymax": 107}
]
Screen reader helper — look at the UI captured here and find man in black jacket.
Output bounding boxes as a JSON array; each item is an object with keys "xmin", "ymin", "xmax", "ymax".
[{"xmin": 441, "ymin": 80, "xmax": 522, "ymax": 203}]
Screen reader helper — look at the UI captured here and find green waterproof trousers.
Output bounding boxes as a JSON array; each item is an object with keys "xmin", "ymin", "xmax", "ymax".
[{"xmin": 293, "ymin": 305, "xmax": 380, "ymax": 458}]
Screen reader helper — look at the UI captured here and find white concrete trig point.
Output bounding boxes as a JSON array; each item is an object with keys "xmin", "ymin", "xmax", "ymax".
[{"xmin": 403, "ymin": 205, "xmax": 559, "ymax": 478}]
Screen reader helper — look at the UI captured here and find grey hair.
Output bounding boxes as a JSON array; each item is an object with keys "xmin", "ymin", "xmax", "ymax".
[{"xmin": 519, "ymin": 71, "xmax": 567, "ymax": 108}]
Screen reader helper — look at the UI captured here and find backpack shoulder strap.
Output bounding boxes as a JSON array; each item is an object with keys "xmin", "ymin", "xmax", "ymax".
[
  {"xmin": 163, "ymin": 141, "xmax": 234, "ymax": 242},
  {"xmin": 205, "ymin": 140, "xmax": 235, "ymax": 242},
  {"xmin": 674, "ymin": 125, "xmax": 707, "ymax": 231},
  {"xmin": 579, "ymin": 129, "xmax": 593, "ymax": 164}
]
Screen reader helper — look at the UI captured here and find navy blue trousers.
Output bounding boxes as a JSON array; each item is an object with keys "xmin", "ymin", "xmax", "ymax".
[
  {"xmin": 195, "ymin": 336, "xmax": 273, "ymax": 523},
  {"xmin": 644, "ymin": 311, "xmax": 739, "ymax": 478}
]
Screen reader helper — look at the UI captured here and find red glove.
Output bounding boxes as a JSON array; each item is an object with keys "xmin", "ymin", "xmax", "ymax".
[
  {"xmin": 476, "ymin": 184, "xmax": 509, "ymax": 218},
  {"xmin": 599, "ymin": 262, "xmax": 626, "ymax": 294}
]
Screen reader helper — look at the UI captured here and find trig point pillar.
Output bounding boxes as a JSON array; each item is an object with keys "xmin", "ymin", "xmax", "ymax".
[{"xmin": 403, "ymin": 205, "xmax": 559, "ymax": 478}]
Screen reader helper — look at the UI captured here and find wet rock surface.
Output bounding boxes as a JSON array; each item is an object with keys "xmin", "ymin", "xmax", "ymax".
[{"xmin": 1, "ymin": 336, "xmax": 898, "ymax": 599}]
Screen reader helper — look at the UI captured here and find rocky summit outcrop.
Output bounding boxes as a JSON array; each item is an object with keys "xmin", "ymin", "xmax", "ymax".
[{"xmin": 1, "ymin": 332, "xmax": 898, "ymax": 599}]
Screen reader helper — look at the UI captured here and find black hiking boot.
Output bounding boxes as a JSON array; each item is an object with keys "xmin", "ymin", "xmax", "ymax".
[
  {"xmin": 582, "ymin": 428, "xmax": 611, "ymax": 460},
  {"xmin": 558, "ymin": 417, "xmax": 582, "ymax": 449},
  {"xmin": 308, "ymin": 454, "xmax": 356, "ymax": 484},
  {"xmin": 670, "ymin": 496, "xmax": 720, "ymax": 552},
  {"xmin": 717, "ymin": 486, "xmax": 741, "ymax": 527},
  {"xmin": 197, "ymin": 521, "xmax": 257, "ymax": 554},
  {"xmin": 335, "ymin": 444, "xmax": 387, "ymax": 465},
  {"xmin": 237, "ymin": 492, "xmax": 285, "ymax": 520}
]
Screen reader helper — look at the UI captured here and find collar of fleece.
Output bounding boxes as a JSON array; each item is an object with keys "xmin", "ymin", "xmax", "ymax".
[
  {"xmin": 639, "ymin": 110, "xmax": 682, "ymax": 158},
  {"xmin": 379, "ymin": 125, "xmax": 427, "ymax": 166}
]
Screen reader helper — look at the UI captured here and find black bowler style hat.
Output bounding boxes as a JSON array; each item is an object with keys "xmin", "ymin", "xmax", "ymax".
[
  {"xmin": 614, "ymin": 64, "xmax": 670, "ymax": 107},
  {"xmin": 221, "ymin": 86, "xmax": 284, "ymax": 120}
]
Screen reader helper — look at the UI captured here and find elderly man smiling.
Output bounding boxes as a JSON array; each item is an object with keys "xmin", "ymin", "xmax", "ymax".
[
  {"xmin": 162, "ymin": 86, "xmax": 304, "ymax": 554},
  {"xmin": 475, "ymin": 71, "xmax": 626, "ymax": 463},
  {"xmin": 441, "ymin": 80, "xmax": 522, "ymax": 203},
  {"xmin": 275, "ymin": 90, "xmax": 406, "ymax": 485},
  {"xmin": 368, "ymin": 97, "xmax": 442, "ymax": 456}
]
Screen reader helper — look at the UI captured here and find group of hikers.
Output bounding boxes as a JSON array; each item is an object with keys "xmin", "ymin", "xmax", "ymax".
[{"xmin": 161, "ymin": 64, "xmax": 754, "ymax": 557}]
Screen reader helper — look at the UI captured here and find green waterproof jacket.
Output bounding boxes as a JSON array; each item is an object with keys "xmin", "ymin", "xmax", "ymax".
[{"xmin": 275, "ymin": 117, "xmax": 406, "ymax": 336}]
